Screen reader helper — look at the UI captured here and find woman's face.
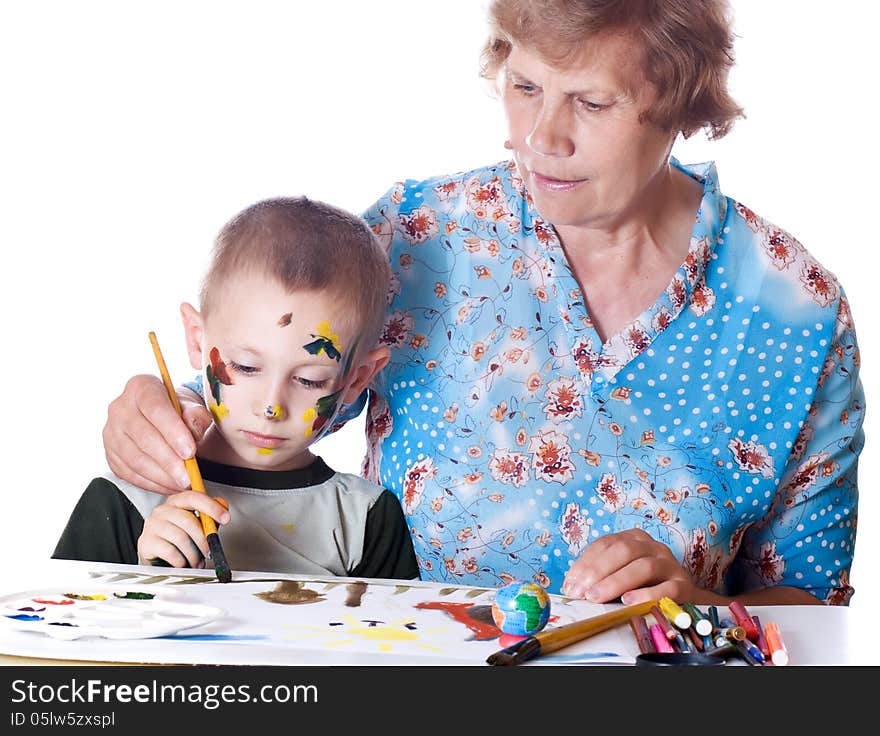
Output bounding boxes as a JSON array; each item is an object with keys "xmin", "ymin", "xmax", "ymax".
[{"xmin": 500, "ymin": 35, "xmax": 677, "ymax": 231}]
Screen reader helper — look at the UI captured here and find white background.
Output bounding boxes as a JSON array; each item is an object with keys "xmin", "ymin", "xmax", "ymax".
[{"xmin": 2, "ymin": 1, "xmax": 877, "ymax": 611}]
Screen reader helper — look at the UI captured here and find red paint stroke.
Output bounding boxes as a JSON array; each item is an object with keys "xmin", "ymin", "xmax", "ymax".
[
  {"xmin": 209, "ymin": 347, "xmax": 234, "ymax": 385},
  {"xmin": 415, "ymin": 601, "xmax": 501, "ymax": 641},
  {"xmin": 499, "ymin": 632, "xmax": 529, "ymax": 648},
  {"xmin": 33, "ymin": 598, "xmax": 74, "ymax": 605}
]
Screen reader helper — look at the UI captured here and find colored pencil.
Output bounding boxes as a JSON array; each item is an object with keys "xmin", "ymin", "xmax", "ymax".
[
  {"xmin": 149, "ymin": 331, "xmax": 232, "ymax": 583},
  {"xmin": 650, "ymin": 604, "xmax": 678, "ymax": 640},
  {"xmin": 708, "ymin": 605, "xmax": 721, "ymax": 633},
  {"xmin": 686, "ymin": 624, "xmax": 705, "ymax": 652},
  {"xmin": 629, "ymin": 615, "xmax": 655, "ymax": 655},
  {"xmin": 486, "ymin": 599, "xmax": 659, "ymax": 665},
  {"xmin": 649, "ymin": 623, "xmax": 675, "ymax": 653}
]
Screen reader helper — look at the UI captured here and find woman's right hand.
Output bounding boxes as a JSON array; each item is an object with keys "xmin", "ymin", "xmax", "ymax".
[{"xmin": 103, "ymin": 374, "xmax": 213, "ymax": 495}]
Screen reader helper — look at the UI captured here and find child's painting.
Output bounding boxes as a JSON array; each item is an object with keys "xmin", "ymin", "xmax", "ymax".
[{"xmin": 0, "ymin": 562, "xmax": 638, "ymax": 665}]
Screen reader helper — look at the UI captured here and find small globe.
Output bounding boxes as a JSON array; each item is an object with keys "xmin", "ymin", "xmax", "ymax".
[{"xmin": 491, "ymin": 580, "xmax": 551, "ymax": 636}]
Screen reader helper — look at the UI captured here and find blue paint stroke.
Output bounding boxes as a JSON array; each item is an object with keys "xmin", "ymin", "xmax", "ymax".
[
  {"xmin": 5, "ymin": 614, "xmax": 43, "ymax": 621},
  {"xmin": 539, "ymin": 652, "xmax": 622, "ymax": 663},
  {"xmin": 160, "ymin": 634, "xmax": 269, "ymax": 642}
]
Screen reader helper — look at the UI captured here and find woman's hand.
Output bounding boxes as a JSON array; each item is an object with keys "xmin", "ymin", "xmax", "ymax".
[
  {"xmin": 137, "ymin": 492, "xmax": 231, "ymax": 569},
  {"xmin": 561, "ymin": 528, "xmax": 709, "ymax": 605},
  {"xmin": 103, "ymin": 375, "xmax": 213, "ymax": 495}
]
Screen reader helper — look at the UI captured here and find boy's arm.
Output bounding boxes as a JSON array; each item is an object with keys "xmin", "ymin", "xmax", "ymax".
[
  {"xmin": 52, "ymin": 478, "xmax": 144, "ymax": 564},
  {"xmin": 350, "ymin": 490, "xmax": 419, "ymax": 580}
]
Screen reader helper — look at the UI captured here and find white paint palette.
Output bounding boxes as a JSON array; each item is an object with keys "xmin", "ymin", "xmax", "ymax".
[{"xmin": 0, "ymin": 585, "xmax": 224, "ymax": 640}]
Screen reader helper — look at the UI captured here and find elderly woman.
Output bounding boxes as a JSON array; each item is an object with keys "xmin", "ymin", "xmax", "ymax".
[{"xmin": 101, "ymin": 0, "xmax": 863, "ymax": 606}]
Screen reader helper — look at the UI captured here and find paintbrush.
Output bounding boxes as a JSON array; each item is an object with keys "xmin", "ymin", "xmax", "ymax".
[
  {"xmin": 486, "ymin": 599, "xmax": 658, "ymax": 665},
  {"xmin": 148, "ymin": 331, "xmax": 232, "ymax": 583}
]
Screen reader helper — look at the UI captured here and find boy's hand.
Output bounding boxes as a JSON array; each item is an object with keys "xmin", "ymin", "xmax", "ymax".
[
  {"xmin": 137, "ymin": 492, "xmax": 231, "ymax": 569},
  {"xmin": 103, "ymin": 375, "xmax": 213, "ymax": 495}
]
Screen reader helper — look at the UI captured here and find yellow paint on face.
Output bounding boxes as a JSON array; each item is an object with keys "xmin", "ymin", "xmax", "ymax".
[
  {"xmin": 266, "ymin": 404, "xmax": 283, "ymax": 419},
  {"xmin": 257, "ymin": 448, "xmax": 273, "ymax": 455},
  {"xmin": 209, "ymin": 401, "xmax": 229, "ymax": 422},
  {"xmin": 315, "ymin": 321, "xmax": 342, "ymax": 354},
  {"xmin": 302, "ymin": 407, "xmax": 317, "ymax": 437}
]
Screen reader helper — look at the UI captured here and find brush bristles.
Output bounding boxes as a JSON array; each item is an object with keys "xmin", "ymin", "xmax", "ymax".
[{"xmin": 207, "ymin": 533, "xmax": 232, "ymax": 583}]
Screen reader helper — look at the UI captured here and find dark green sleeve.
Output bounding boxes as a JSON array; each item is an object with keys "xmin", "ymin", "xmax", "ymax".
[
  {"xmin": 350, "ymin": 489, "xmax": 420, "ymax": 580},
  {"xmin": 52, "ymin": 478, "xmax": 144, "ymax": 565}
]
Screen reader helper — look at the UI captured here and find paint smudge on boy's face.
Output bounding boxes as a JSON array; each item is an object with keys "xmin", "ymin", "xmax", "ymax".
[
  {"xmin": 265, "ymin": 405, "xmax": 283, "ymax": 419},
  {"xmin": 302, "ymin": 321, "xmax": 342, "ymax": 362},
  {"xmin": 209, "ymin": 402, "xmax": 229, "ymax": 423},
  {"xmin": 257, "ymin": 448, "xmax": 273, "ymax": 456},
  {"xmin": 278, "ymin": 313, "xmax": 292, "ymax": 327},
  {"xmin": 300, "ymin": 333, "xmax": 360, "ymax": 438},
  {"xmin": 301, "ymin": 389, "xmax": 341, "ymax": 438},
  {"xmin": 206, "ymin": 347, "xmax": 234, "ymax": 421}
]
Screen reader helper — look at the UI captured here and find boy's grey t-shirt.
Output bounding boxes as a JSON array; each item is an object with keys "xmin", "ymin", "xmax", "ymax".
[{"xmin": 54, "ymin": 456, "xmax": 418, "ymax": 580}]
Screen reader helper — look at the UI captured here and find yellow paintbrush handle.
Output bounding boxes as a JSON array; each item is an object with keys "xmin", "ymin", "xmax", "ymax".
[
  {"xmin": 149, "ymin": 331, "xmax": 220, "ymax": 534},
  {"xmin": 183, "ymin": 457, "xmax": 218, "ymax": 536},
  {"xmin": 536, "ymin": 599, "xmax": 659, "ymax": 654}
]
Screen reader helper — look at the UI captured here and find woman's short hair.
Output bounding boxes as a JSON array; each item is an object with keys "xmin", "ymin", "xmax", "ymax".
[
  {"xmin": 481, "ymin": 0, "xmax": 744, "ymax": 140},
  {"xmin": 201, "ymin": 197, "xmax": 391, "ymax": 351}
]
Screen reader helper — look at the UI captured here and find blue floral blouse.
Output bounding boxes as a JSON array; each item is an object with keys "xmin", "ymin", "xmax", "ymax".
[{"xmin": 352, "ymin": 158, "xmax": 864, "ymax": 603}]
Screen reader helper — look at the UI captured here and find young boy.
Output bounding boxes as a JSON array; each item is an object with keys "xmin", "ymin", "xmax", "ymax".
[{"xmin": 53, "ymin": 197, "xmax": 418, "ymax": 580}]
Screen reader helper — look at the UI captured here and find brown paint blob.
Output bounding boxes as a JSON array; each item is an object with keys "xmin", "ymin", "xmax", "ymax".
[
  {"xmin": 344, "ymin": 581, "xmax": 368, "ymax": 607},
  {"xmin": 254, "ymin": 581, "xmax": 326, "ymax": 605}
]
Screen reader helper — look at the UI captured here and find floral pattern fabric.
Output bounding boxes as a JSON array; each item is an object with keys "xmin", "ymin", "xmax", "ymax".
[{"xmin": 351, "ymin": 158, "xmax": 864, "ymax": 603}]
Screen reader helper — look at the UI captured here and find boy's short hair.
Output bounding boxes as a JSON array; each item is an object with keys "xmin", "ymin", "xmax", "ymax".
[{"xmin": 200, "ymin": 197, "xmax": 391, "ymax": 351}]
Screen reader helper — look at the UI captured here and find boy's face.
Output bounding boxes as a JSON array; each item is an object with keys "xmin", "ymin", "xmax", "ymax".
[{"xmin": 182, "ymin": 272, "xmax": 373, "ymax": 471}]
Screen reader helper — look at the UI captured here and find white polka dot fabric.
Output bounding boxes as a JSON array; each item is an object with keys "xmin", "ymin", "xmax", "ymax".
[{"xmin": 349, "ymin": 158, "xmax": 863, "ymax": 602}]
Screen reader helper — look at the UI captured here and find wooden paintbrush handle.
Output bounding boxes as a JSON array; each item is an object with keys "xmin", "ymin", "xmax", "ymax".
[{"xmin": 536, "ymin": 599, "xmax": 658, "ymax": 654}]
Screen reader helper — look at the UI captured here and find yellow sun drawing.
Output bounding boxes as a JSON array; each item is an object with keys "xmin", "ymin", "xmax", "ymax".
[{"xmin": 284, "ymin": 614, "xmax": 449, "ymax": 653}]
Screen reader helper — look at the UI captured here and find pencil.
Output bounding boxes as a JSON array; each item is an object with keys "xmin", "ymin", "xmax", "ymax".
[
  {"xmin": 148, "ymin": 331, "xmax": 232, "ymax": 583},
  {"xmin": 650, "ymin": 604, "xmax": 678, "ymax": 640},
  {"xmin": 629, "ymin": 615, "xmax": 655, "ymax": 655},
  {"xmin": 686, "ymin": 624, "xmax": 705, "ymax": 652},
  {"xmin": 486, "ymin": 599, "xmax": 658, "ymax": 665}
]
